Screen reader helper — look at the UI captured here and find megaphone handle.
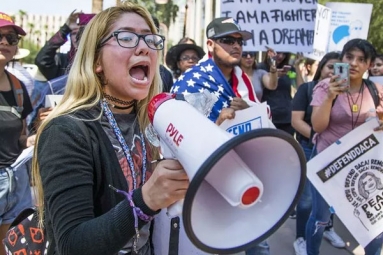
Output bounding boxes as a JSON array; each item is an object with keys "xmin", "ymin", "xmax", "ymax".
[{"xmin": 167, "ymin": 199, "xmax": 184, "ymax": 217}]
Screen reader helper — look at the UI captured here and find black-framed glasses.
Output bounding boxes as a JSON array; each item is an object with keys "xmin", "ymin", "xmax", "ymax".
[
  {"xmin": 98, "ymin": 31, "xmax": 165, "ymax": 50},
  {"xmin": 242, "ymin": 52, "xmax": 256, "ymax": 58},
  {"xmin": 0, "ymin": 33, "xmax": 20, "ymax": 46},
  {"xmin": 215, "ymin": 36, "xmax": 244, "ymax": 46},
  {"xmin": 179, "ymin": 55, "xmax": 200, "ymax": 62}
]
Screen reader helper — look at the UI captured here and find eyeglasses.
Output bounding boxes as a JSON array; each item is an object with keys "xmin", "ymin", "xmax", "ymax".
[
  {"xmin": 0, "ymin": 33, "xmax": 20, "ymax": 46},
  {"xmin": 179, "ymin": 55, "xmax": 200, "ymax": 62},
  {"xmin": 216, "ymin": 37, "xmax": 244, "ymax": 46},
  {"xmin": 98, "ymin": 31, "xmax": 165, "ymax": 50},
  {"xmin": 242, "ymin": 52, "xmax": 256, "ymax": 58}
]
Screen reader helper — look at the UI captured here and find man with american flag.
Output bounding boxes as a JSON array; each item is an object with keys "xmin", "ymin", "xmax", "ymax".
[{"xmin": 170, "ymin": 17, "xmax": 271, "ymax": 255}]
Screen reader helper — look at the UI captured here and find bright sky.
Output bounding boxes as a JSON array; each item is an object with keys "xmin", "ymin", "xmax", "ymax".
[{"xmin": 3, "ymin": 0, "xmax": 115, "ymax": 16}]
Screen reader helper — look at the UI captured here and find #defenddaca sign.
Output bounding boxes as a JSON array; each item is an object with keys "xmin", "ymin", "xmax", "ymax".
[
  {"xmin": 220, "ymin": 0, "xmax": 318, "ymax": 52},
  {"xmin": 308, "ymin": 120, "xmax": 383, "ymax": 247}
]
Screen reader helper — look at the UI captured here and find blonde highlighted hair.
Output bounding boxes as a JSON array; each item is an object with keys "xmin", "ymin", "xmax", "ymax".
[{"xmin": 32, "ymin": 2, "xmax": 162, "ymax": 225}]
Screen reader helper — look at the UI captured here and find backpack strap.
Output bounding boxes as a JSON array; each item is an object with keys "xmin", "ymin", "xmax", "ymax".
[
  {"xmin": 364, "ymin": 79, "xmax": 380, "ymax": 109},
  {"xmin": 6, "ymin": 70, "xmax": 24, "ymax": 113}
]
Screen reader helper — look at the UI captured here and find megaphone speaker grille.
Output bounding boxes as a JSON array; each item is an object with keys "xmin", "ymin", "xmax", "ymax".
[{"xmin": 182, "ymin": 128, "xmax": 306, "ymax": 254}]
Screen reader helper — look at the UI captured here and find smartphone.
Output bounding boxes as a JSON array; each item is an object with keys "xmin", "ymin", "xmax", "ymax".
[
  {"xmin": 334, "ymin": 63, "xmax": 350, "ymax": 87},
  {"xmin": 77, "ymin": 13, "xmax": 96, "ymax": 26}
]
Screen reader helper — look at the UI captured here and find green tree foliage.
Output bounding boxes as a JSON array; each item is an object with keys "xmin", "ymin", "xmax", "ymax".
[
  {"xmin": 19, "ymin": 39, "xmax": 40, "ymax": 64},
  {"xmin": 319, "ymin": 0, "xmax": 383, "ymax": 53}
]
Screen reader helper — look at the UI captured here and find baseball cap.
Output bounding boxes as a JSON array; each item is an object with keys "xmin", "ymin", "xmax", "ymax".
[
  {"xmin": 206, "ymin": 17, "xmax": 252, "ymax": 41},
  {"xmin": 0, "ymin": 12, "xmax": 26, "ymax": 36}
]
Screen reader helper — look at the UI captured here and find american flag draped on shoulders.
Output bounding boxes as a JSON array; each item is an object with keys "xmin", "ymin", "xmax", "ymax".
[{"xmin": 170, "ymin": 58, "xmax": 260, "ymax": 122}]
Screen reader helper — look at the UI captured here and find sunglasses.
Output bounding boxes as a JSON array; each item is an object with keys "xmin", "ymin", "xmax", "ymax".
[
  {"xmin": 242, "ymin": 52, "xmax": 256, "ymax": 58},
  {"xmin": 216, "ymin": 37, "xmax": 244, "ymax": 46},
  {"xmin": 0, "ymin": 33, "xmax": 20, "ymax": 46}
]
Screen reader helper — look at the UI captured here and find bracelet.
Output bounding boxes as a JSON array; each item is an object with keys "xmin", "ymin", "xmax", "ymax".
[
  {"xmin": 109, "ymin": 185, "xmax": 154, "ymax": 253},
  {"xmin": 270, "ymin": 71, "xmax": 277, "ymax": 74},
  {"xmin": 109, "ymin": 185, "xmax": 153, "ymax": 223}
]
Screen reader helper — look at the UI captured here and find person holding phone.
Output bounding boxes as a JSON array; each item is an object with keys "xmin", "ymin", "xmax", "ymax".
[
  {"xmin": 258, "ymin": 50, "xmax": 295, "ymax": 136},
  {"xmin": 35, "ymin": 10, "xmax": 95, "ymax": 80},
  {"xmin": 240, "ymin": 51, "xmax": 278, "ymax": 100},
  {"xmin": 307, "ymin": 39, "xmax": 383, "ymax": 255}
]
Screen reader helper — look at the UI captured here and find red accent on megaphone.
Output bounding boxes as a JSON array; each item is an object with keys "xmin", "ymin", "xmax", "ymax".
[
  {"xmin": 148, "ymin": 93, "xmax": 175, "ymax": 123},
  {"xmin": 242, "ymin": 186, "xmax": 260, "ymax": 206}
]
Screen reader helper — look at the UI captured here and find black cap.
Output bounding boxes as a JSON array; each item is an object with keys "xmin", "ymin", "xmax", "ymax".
[{"xmin": 206, "ymin": 17, "xmax": 252, "ymax": 40}]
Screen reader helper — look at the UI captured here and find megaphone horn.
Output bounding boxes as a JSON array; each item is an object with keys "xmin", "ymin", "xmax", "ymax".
[{"xmin": 147, "ymin": 93, "xmax": 306, "ymax": 254}]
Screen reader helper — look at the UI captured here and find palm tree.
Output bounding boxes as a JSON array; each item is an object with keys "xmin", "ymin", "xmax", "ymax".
[
  {"xmin": 92, "ymin": 0, "xmax": 103, "ymax": 13},
  {"xmin": 18, "ymin": 10, "xmax": 27, "ymax": 47}
]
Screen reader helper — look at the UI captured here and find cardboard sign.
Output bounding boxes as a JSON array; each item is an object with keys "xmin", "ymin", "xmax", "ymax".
[
  {"xmin": 304, "ymin": 4, "xmax": 332, "ymax": 61},
  {"xmin": 45, "ymin": 95, "xmax": 63, "ymax": 108},
  {"xmin": 307, "ymin": 120, "xmax": 383, "ymax": 247},
  {"xmin": 220, "ymin": 0, "xmax": 317, "ymax": 52},
  {"xmin": 326, "ymin": 2, "xmax": 372, "ymax": 52}
]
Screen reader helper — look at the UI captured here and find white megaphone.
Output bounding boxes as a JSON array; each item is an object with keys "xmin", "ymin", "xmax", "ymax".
[{"xmin": 147, "ymin": 93, "xmax": 306, "ymax": 254}]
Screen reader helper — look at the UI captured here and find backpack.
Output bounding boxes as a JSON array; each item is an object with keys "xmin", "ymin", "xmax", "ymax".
[
  {"xmin": 2, "ymin": 208, "xmax": 47, "ymax": 254},
  {"xmin": 0, "ymin": 71, "xmax": 24, "ymax": 118}
]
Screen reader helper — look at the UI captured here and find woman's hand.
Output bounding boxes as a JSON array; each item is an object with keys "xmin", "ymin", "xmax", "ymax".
[
  {"xmin": 141, "ymin": 160, "xmax": 189, "ymax": 211},
  {"xmin": 327, "ymin": 74, "xmax": 349, "ymax": 100},
  {"xmin": 26, "ymin": 134, "xmax": 36, "ymax": 147},
  {"xmin": 374, "ymin": 119, "xmax": 383, "ymax": 131}
]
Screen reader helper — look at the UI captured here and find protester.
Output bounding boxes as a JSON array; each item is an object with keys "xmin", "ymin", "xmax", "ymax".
[
  {"xmin": 171, "ymin": 17, "xmax": 270, "ymax": 255},
  {"xmin": 0, "ymin": 12, "xmax": 34, "ymax": 255},
  {"xmin": 240, "ymin": 51, "xmax": 278, "ymax": 100},
  {"xmin": 258, "ymin": 51, "xmax": 295, "ymax": 136},
  {"xmin": 34, "ymin": 10, "xmax": 94, "ymax": 80},
  {"xmin": 165, "ymin": 42, "xmax": 205, "ymax": 80},
  {"xmin": 294, "ymin": 56, "xmax": 319, "ymax": 87},
  {"xmin": 32, "ymin": 3, "xmax": 188, "ymax": 255},
  {"xmin": 291, "ymin": 52, "xmax": 346, "ymax": 255},
  {"xmin": 307, "ymin": 38, "xmax": 383, "ymax": 255},
  {"xmin": 369, "ymin": 54, "xmax": 383, "ymax": 77}
]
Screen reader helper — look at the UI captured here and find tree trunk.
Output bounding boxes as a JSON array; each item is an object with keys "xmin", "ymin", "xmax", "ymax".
[{"xmin": 92, "ymin": 0, "xmax": 103, "ymax": 13}]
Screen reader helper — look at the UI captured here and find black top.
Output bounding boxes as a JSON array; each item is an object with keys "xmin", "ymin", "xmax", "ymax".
[
  {"xmin": 35, "ymin": 24, "xmax": 72, "ymax": 80},
  {"xmin": 0, "ymin": 79, "xmax": 32, "ymax": 168},
  {"xmin": 258, "ymin": 63, "xmax": 292, "ymax": 124},
  {"xmin": 160, "ymin": 65, "xmax": 174, "ymax": 92},
  {"xmin": 37, "ymin": 110, "xmax": 158, "ymax": 255},
  {"xmin": 292, "ymin": 81, "xmax": 316, "ymax": 143}
]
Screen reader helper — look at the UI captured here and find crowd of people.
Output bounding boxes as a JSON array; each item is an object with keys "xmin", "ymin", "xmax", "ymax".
[{"xmin": 1, "ymin": 2, "xmax": 383, "ymax": 255}]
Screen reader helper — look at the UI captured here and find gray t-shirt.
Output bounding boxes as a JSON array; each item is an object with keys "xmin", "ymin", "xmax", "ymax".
[
  {"xmin": 251, "ymin": 69, "xmax": 267, "ymax": 100},
  {"xmin": 91, "ymin": 106, "xmax": 151, "ymax": 254}
]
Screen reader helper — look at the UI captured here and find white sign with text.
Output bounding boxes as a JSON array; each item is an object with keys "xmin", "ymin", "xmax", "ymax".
[
  {"xmin": 307, "ymin": 120, "xmax": 383, "ymax": 247},
  {"xmin": 326, "ymin": 2, "xmax": 372, "ymax": 52},
  {"xmin": 304, "ymin": 4, "xmax": 332, "ymax": 61},
  {"xmin": 220, "ymin": 0, "xmax": 317, "ymax": 52}
]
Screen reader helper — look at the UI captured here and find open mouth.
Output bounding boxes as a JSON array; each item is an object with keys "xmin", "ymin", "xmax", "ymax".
[{"xmin": 129, "ymin": 64, "xmax": 149, "ymax": 82}]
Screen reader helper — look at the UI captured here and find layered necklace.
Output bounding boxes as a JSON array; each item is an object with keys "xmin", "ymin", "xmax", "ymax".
[
  {"xmin": 103, "ymin": 93, "xmax": 136, "ymax": 110},
  {"xmin": 346, "ymin": 83, "xmax": 364, "ymax": 129}
]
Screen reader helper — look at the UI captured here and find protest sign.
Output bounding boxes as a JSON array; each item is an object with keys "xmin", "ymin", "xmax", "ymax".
[
  {"xmin": 307, "ymin": 120, "xmax": 383, "ymax": 247},
  {"xmin": 303, "ymin": 4, "xmax": 332, "ymax": 61},
  {"xmin": 369, "ymin": 76, "xmax": 383, "ymax": 87},
  {"xmin": 219, "ymin": 102, "xmax": 273, "ymax": 135},
  {"xmin": 326, "ymin": 2, "xmax": 372, "ymax": 52},
  {"xmin": 220, "ymin": 0, "xmax": 317, "ymax": 52}
]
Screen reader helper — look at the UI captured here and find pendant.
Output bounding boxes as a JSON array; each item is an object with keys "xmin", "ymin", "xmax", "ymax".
[{"xmin": 352, "ymin": 104, "xmax": 358, "ymax": 112}]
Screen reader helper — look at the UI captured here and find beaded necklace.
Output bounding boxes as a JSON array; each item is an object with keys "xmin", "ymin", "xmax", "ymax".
[{"xmin": 101, "ymin": 99, "xmax": 147, "ymax": 189}]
